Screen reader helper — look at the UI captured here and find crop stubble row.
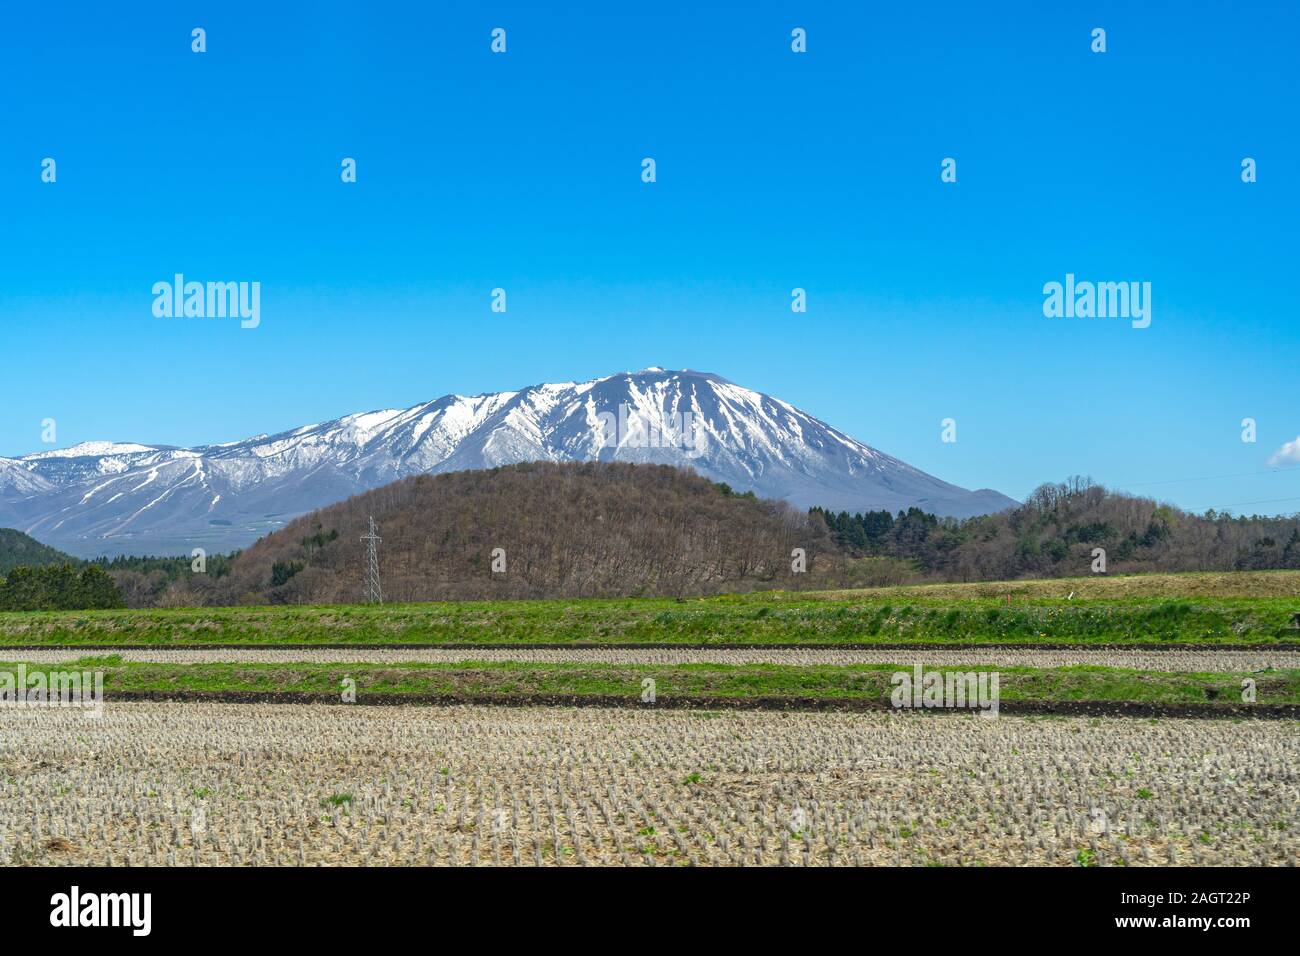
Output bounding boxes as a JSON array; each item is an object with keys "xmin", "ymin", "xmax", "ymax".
[{"xmin": 2, "ymin": 703, "xmax": 1294, "ymax": 867}]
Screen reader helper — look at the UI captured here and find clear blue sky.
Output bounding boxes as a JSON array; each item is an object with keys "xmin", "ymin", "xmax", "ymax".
[{"xmin": 2, "ymin": 1, "xmax": 1296, "ymax": 514}]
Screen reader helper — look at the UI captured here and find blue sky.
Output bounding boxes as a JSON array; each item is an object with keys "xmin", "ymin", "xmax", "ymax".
[{"xmin": 1, "ymin": 1, "xmax": 1296, "ymax": 514}]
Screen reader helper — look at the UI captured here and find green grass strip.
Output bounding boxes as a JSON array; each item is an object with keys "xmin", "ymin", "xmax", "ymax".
[
  {"xmin": 1, "ymin": 658, "xmax": 1296, "ymax": 705},
  {"xmin": 2, "ymin": 594, "xmax": 1300, "ymax": 646}
]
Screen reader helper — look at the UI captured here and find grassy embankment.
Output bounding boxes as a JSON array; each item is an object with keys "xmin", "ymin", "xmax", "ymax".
[
  {"xmin": 1, "ymin": 573, "xmax": 1295, "ymax": 706},
  {"xmin": 1, "ymin": 570, "xmax": 1298, "ymax": 647}
]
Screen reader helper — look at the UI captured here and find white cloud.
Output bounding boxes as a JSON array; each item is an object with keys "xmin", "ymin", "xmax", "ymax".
[{"xmin": 1267, "ymin": 436, "xmax": 1300, "ymax": 467}]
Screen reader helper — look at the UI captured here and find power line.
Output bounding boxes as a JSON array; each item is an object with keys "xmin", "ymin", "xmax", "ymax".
[
  {"xmin": 1197, "ymin": 495, "xmax": 1300, "ymax": 510},
  {"xmin": 1115, "ymin": 464, "xmax": 1300, "ymax": 489},
  {"xmin": 1096, "ymin": 464, "xmax": 1300, "ymax": 514}
]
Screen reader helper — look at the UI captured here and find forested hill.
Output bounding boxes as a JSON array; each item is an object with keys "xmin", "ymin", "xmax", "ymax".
[
  {"xmin": 0, "ymin": 531, "xmax": 124, "ymax": 610},
  {"xmin": 814, "ymin": 477, "xmax": 1300, "ymax": 583},
  {"xmin": 187, "ymin": 462, "xmax": 838, "ymax": 605},
  {"xmin": 0, "ymin": 528, "xmax": 78, "ymax": 575}
]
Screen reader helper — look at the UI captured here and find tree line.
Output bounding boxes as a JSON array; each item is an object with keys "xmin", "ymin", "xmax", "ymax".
[
  {"xmin": 97, "ymin": 551, "xmax": 238, "ymax": 608},
  {"xmin": 10, "ymin": 467, "xmax": 1300, "ymax": 609},
  {"xmin": 0, "ymin": 564, "xmax": 124, "ymax": 611},
  {"xmin": 813, "ymin": 476, "xmax": 1300, "ymax": 583}
]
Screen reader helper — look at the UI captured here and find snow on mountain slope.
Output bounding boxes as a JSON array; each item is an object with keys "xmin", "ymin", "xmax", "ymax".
[
  {"xmin": 23, "ymin": 441, "xmax": 160, "ymax": 460},
  {"xmin": 2, "ymin": 369, "xmax": 1017, "ymax": 556}
]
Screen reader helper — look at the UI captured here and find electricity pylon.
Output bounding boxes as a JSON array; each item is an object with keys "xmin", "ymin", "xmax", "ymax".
[{"xmin": 361, "ymin": 516, "xmax": 383, "ymax": 604}]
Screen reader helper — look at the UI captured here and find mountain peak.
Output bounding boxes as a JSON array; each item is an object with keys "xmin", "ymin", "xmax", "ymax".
[
  {"xmin": 3, "ymin": 369, "xmax": 1016, "ymax": 557},
  {"xmin": 620, "ymin": 367, "xmax": 734, "ymax": 385}
]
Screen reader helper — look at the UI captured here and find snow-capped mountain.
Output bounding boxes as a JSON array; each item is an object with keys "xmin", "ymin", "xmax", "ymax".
[{"xmin": 1, "ymin": 369, "xmax": 1017, "ymax": 556}]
